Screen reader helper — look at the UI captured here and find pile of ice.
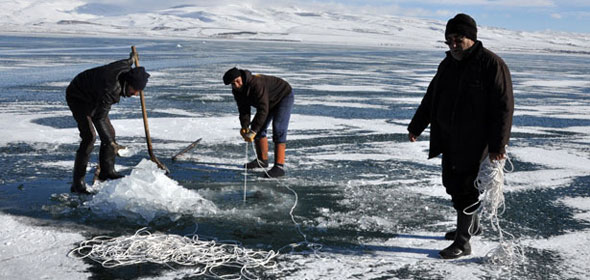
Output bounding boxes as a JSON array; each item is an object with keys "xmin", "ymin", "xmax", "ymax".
[{"xmin": 84, "ymin": 159, "xmax": 218, "ymax": 223}]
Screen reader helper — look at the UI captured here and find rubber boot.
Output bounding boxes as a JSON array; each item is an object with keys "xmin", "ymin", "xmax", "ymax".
[
  {"xmin": 265, "ymin": 143, "xmax": 286, "ymax": 178},
  {"xmin": 444, "ymin": 213, "xmax": 481, "ymax": 240},
  {"xmin": 70, "ymin": 150, "xmax": 91, "ymax": 194},
  {"xmin": 439, "ymin": 212, "xmax": 474, "ymax": 259},
  {"xmin": 245, "ymin": 137, "xmax": 269, "ymax": 169},
  {"xmin": 97, "ymin": 141, "xmax": 123, "ymax": 181}
]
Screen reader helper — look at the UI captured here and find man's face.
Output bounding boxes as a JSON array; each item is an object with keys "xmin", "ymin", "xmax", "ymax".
[
  {"xmin": 231, "ymin": 76, "xmax": 243, "ymax": 90},
  {"xmin": 445, "ymin": 34, "xmax": 475, "ymax": 61},
  {"xmin": 125, "ymin": 85, "xmax": 140, "ymax": 97}
]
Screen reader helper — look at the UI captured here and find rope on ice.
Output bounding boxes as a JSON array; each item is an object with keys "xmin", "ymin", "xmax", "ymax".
[
  {"xmin": 68, "ymin": 227, "xmax": 279, "ymax": 279},
  {"xmin": 249, "ymin": 141, "xmax": 323, "ymax": 255},
  {"xmin": 467, "ymin": 154, "xmax": 525, "ymax": 267}
]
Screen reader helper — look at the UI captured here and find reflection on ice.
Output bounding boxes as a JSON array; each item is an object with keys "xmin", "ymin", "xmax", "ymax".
[{"xmin": 85, "ymin": 159, "xmax": 218, "ymax": 223}]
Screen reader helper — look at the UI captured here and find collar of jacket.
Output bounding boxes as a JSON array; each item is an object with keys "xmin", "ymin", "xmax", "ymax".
[{"xmin": 446, "ymin": 40, "xmax": 483, "ymax": 64}]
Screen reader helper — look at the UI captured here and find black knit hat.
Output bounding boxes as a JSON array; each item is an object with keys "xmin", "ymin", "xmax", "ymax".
[
  {"xmin": 223, "ymin": 67, "xmax": 241, "ymax": 85},
  {"xmin": 445, "ymin": 13, "xmax": 477, "ymax": 41},
  {"xmin": 124, "ymin": 67, "xmax": 150, "ymax": 91}
]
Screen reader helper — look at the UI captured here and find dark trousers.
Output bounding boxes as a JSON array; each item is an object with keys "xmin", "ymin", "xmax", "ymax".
[
  {"xmin": 67, "ymin": 101, "xmax": 115, "ymax": 168},
  {"xmin": 442, "ymin": 154, "xmax": 481, "ymax": 212},
  {"xmin": 257, "ymin": 91, "xmax": 294, "ymax": 143}
]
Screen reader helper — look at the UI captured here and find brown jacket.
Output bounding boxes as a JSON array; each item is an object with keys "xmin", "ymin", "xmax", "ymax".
[
  {"xmin": 232, "ymin": 70, "xmax": 292, "ymax": 133},
  {"xmin": 408, "ymin": 41, "xmax": 514, "ymax": 170}
]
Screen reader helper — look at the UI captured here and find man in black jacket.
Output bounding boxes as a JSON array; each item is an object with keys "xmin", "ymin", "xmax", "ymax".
[
  {"xmin": 66, "ymin": 57, "xmax": 150, "ymax": 194},
  {"xmin": 407, "ymin": 13, "xmax": 514, "ymax": 259},
  {"xmin": 223, "ymin": 67, "xmax": 294, "ymax": 178}
]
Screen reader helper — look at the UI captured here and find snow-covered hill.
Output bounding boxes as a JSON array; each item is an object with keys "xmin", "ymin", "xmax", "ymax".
[{"xmin": 1, "ymin": 0, "xmax": 590, "ymax": 54}]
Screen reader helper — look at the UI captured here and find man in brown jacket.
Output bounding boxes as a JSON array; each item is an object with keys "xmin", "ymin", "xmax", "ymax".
[
  {"xmin": 407, "ymin": 13, "xmax": 514, "ymax": 259},
  {"xmin": 223, "ymin": 67, "xmax": 294, "ymax": 178}
]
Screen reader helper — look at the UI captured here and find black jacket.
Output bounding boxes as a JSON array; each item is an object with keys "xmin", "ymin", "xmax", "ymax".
[
  {"xmin": 408, "ymin": 41, "xmax": 514, "ymax": 170},
  {"xmin": 66, "ymin": 58, "xmax": 133, "ymax": 119},
  {"xmin": 232, "ymin": 70, "xmax": 292, "ymax": 133},
  {"xmin": 66, "ymin": 58, "xmax": 133, "ymax": 144}
]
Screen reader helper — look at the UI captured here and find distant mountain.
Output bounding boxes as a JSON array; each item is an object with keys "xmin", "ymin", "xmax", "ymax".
[{"xmin": 1, "ymin": 0, "xmax": 589, "ymax": 55}]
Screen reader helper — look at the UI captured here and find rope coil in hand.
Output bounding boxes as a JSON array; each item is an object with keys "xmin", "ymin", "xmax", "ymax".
[{"xmin": 467, "ymin": 154, "xmax": 525, "ymax": 268}]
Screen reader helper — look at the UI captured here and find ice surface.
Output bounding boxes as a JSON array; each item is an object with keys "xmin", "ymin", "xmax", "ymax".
[
  {"xmin": 0, "ymin": 213, "xmax": 90, "ymax": 279},
  {"xmin": 1, "ymin": 36, "xmax": 589, "ymax": 279}
]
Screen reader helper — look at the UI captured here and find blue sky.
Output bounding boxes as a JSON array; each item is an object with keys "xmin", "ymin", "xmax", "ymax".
[
  {"xmin": 102, "ymin": 0, "xmax": 590, "ymax": 33},
  {"xmin": 309, "ymin": 0, "xmax": 590, "ymax": 33}
]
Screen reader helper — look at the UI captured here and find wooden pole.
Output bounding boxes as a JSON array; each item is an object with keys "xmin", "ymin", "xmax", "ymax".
[{"xmin": 131, "ymin": 46, "xmax": 169, "ymax": 174}]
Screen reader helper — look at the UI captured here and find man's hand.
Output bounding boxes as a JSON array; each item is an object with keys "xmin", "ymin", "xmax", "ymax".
[
  {"xmin": 240, "ymin": 128, "xmax": 256, "ymax": 142},
  {"xmin": 489, "ymin": 152, "xmax": 506, "ymax": 162},
  {"xmin": 408, "ymin": 132, "xmax": 418, "ymax": 142}
]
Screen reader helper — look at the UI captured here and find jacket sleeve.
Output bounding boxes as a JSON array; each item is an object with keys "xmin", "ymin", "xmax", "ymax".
[
  {"xmin": 407, "ymin": 74, "xmax": 437, "ymax": 136},
  {"xmin": 249, "ymin": 83, "xmax": 270, "ymax": 133},
  {"xmin": 486, "ymin": 59, "xmax": 514, "ymax": 154},
  {"xmin": 233, "ymin": 92, "xmax": 251, "ymax": 129}
]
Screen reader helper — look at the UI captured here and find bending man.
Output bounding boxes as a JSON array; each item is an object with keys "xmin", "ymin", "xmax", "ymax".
[
  {"xmin": 66, "ymin": 56, "xmax": 150, "ymax": 194},
  {"xmin": 223, "ymin": 67, "xmax": 294, "ymax": 178}
]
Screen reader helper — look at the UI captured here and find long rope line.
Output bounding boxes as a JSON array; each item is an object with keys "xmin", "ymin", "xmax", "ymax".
[
  {"xmin": 244, "ymin": 142, "xmax": 248, "ymax": 203},
  {"xmin": 465, "ymin": 153, "xmax": 525, "ymax": 268},
  {"xmin": 248, "ymin": 141, "xmax": 323, "ymax": 253}
]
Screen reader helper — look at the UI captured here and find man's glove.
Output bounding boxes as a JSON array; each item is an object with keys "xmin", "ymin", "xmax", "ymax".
[{"xmin": 240, "ymin": 128, "xmax": 256, "ymax": 142}]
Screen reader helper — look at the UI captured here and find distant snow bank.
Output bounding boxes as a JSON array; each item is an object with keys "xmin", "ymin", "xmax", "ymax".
[{"xmin": 1, "ymin": 1, "xmax": 590, "ymax": 55}]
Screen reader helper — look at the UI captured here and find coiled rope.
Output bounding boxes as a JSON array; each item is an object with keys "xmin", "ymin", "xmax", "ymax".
[
  {"xmin": 68, "ymin": 227, "xmax": 279, "ymax": 279},
  {"xmin": 466, "ymin": 154, "xmax": 525, "ymax": 267}
]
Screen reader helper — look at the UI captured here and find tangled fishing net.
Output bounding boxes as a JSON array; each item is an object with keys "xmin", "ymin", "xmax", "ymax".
[
  {"xmin": 68, "ymin": 228, "xmax": 279, "ymax": 279},
  {"xmin": 470, "ymin": 154, "xmax": 526, "ymax": 268}
]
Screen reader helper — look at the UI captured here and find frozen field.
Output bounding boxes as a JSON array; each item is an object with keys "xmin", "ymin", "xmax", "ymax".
[{"xmin": 1, "ymin": 35, "xmax": 590, "ymax": 279}]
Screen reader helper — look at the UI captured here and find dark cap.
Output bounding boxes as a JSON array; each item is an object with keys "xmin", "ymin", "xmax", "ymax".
[
  {"xmin": 445, "ymin": 13, "xmax": 477, "ymax": 41},
  {"xmin": 223, "ymin": 67, "xmax": 241, "ymax": 85},
  {"xmin": 124, "ymin": 67, "xmax": 150, "ymax": 91}
]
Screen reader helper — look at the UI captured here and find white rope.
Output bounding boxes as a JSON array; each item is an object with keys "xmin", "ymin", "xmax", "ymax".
[
  {"xmin": 68, "ymin": 227, "xmax": 279, "ymax": 279},
  {"xmin": 248, "ymin": 141, "xmax": 323, "ymax": 254},
  {"xmin": 466, "ymin": 154, "xmax": 525, "ymax": 267},
  {"xmin": 244, "ymin": 142, "xmax": 248, "ymax": 203}
]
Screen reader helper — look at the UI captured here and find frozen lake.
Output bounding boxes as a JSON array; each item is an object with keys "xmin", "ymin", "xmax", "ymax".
[{"xmin": 1, "ymin": 35, "xmax": 590, "ymax": 279}]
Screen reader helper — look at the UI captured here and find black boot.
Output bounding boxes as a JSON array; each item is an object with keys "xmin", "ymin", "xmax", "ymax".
[
  {"xmin": 444, "ymin": 213, "xmax": 481, "ymax": 240},
  {"xmin": 245, "ymin": 159, "xmax": 269, "ymax": 169},
  {"xmin": 265, "ymin": 143, "xmax": 286, "ymax": 178},
  {"xmin": 265, "ymin": 164, "xmax": 285, "ymax": 178},
  {"xmin": 440, "ymin": 212, "xmax": 475, "ymax": 259},
  {"xmin": 97, "ymin": 142, "xmax": 123, "ymax": 181},
  {"xmin": 71, "ymin": 151, "xmax": 91, "ymax": 194}
]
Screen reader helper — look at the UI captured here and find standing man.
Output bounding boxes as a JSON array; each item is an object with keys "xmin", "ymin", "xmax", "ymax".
[
  {"xmin": 407, "ymin": 13, "xmax": 514, "ymax": 259},
  {"xmin": 223, "ymin": 67, "xmax": 294, "ymax": 178},
  {"xmin": 66, "ymin": 56, "xmax": 150, "ymax": 194}
]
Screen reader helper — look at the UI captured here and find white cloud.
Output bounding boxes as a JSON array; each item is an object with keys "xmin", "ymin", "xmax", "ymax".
[
  {"xmin": 390, "ymin": 0, "xmax": 555, "ymax": 7},
  {"xmin": 551, "ymin": 13, "xmax": 563, "ymax": 19}
]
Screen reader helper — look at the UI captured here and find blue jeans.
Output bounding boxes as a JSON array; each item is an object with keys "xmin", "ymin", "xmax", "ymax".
[{"xmin": 257, "ymin": 91, "xmax": 294, "ymax": 143}]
